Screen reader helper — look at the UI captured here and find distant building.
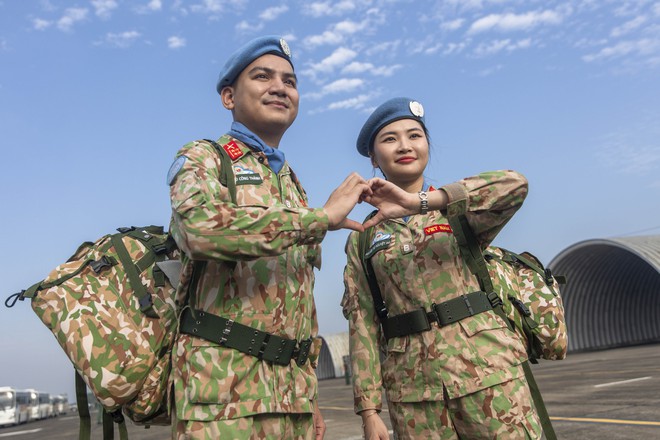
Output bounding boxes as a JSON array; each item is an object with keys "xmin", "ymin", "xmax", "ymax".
[
  {"xmin": 550, "ymin": 235, "xmax": 660, "ymax": 352},
  {"xmin": 316, "ymin": 332, "xmax": 349, "ymax": 380}
]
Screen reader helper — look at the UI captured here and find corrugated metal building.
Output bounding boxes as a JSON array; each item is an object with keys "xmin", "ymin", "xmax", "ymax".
[
  {"xmin": 549, "ymin": 235, "xmax": 660, "ymax": 352},
  {"xmin": 316, "ymin": 332, "xmax": 350, "ymax": 380}
]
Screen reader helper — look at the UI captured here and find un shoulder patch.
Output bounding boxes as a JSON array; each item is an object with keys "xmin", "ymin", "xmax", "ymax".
[{"xmin": 167, "ymin": 156, "xmax": 187, "ymax": 186}]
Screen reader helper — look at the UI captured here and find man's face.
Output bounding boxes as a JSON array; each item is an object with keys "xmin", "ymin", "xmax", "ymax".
[{"xmin": 221, "ymin": 54, "xmax": 299, "ymax": 144}]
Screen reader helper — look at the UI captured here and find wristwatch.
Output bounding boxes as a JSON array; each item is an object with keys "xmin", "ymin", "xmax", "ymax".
[{"xmin": 418, "ymin": 190, "xmax": 429, "ymax": 215}]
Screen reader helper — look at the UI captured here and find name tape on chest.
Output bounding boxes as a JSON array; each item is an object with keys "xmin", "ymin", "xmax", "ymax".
[{"xmin": 234, "ymin": 165, "xmax": 263, "ymax": 185}]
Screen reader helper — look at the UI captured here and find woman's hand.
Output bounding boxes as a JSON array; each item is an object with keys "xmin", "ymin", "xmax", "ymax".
[
  {"xmin": 361, "ymin": 410, "xmax": 390, "ymax": 440},
  {"xmin": 362, "ymin": 178, "xmax": 418, "ymax": 228}
]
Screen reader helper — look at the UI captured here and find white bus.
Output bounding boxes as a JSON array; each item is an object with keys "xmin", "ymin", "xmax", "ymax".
[
  {"xmin": 51, "ymin": 394, "xmax": 68, "ymax": 416},
  {"xmin": 37, "ymin": 392, "xmax": 51, "ymax": 420},
  {"xmin": 14, "ymin": 390, "xmax": 36, "ymax": 424},
  {"xmin": 22, "ymin": 389, "xmax": 39, "ymax": 421},
  {"xmin": 0, "ymin": 387, "xmax": 30, "ymax": 426}
]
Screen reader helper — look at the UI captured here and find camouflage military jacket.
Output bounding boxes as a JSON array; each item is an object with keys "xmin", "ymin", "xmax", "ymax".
[
  {"xmin": 169, "ymin": 136, "xmax": 328, "ymax": 421},
  {"xmin": 342, "ymin": 171, "xmax": 529, "ymax": 413}
]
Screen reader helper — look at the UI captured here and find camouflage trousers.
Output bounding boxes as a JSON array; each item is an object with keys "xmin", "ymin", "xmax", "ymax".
[
  {"xmin": 387, "ymin": 377, "xmax": 543, "ymax": 439},
  {"xmin": 172, "ymin": 412, "xmax": 315, "ymax": 440}
]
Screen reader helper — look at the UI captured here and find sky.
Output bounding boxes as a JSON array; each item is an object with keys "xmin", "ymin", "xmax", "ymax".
[{"xmin": 1, "ymin": 0, "xmax": 660, "ymax": 403}]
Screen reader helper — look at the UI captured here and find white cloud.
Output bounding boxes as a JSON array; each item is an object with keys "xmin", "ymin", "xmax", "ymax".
[
  {"xmin": 33, "ymin": 18, "xmax": 52, "ymax": 31},
  {"xmin": 441, "ymin": 18, "xmax": 464, "ymax": 31},
  {"xmin": 306, "ymin": 47, "xmax": 357, "ymax": 74},
  {"xmin": 147, "ymin": 0, "xmax": 162, "ymax": 11},
  {"xmin": 341, "ymin": 62, "xmax": 403, "ymax": 77},
  {"xmin": 0, "ymin": 38, "xmax": 8, "ymax": 51},
  {"xmin": 259, "ymin": 5, "xmax": 288, "ymax": 21},
  {"xmin": 478, "ymin": 64, "xmax": 503, "ymax": 76},
  {"xmin": 654, "ymin": 2, "xmax": 660, "ymax": 16},
  {"xmin": 322, "ymin": 78, "xmax": 364, "ymax": 94},
  {"xmin": 168, "ymin": 36, "xmax": 186, "ymax": 49},
  {"xmin": 598, "ymin": 143, "xmax": 660, "ymax": 174},
  {"xmin": 583, "ymin": 38, "xmax": 660, "ymax": 62},
  {"xmin": 304, "ymin": 19, "xmax": 369, "ymax": 47},
  {"xmin": 611, "ymin": 16, "xmax": 647, "ymax": 38},
  {"xmin": 342, "ymin": 61, "xmax": 372, "ymax": 74},
  {"xmin": 57, "ymin": 8, "xmax": 88, "ymax": 31},
  {"xmin": 468, "ymin": 10, "xmax": 563, "ymax": 34},
  {"xmin": 105, "ymin": 30, "xmax": 141, "ymax": 48},
  {"xmin": 305, "ymin": 30, "xmax": 344, "ymax": 47},
  {"xmin": 302, "ymin": 1, "xmax": 356, "ymax": 17},
  {"xmin": 327, "ymin": 93, "xmax": 373, "ymax": 110},
  {"xmin": 92, "ymin": 0, "xmax": 118, "ymax": 19},
  {"xmin": 365, "ymin": 40, "xmax": 401, "ymax": 56},
  {"xmin": 136, "ymin": 0, "xmax": 163, "ymax": 13},
  {"xmin": 443, "ymin": 42, "xmax": 468, "ymax": 55},
  {"xmin": 192, "ymin": 0, "xmax": 224, "ymax": 12},
  {"xmin": 190, "ymin": 0, "xmax": 247, "ymax": 14},
  {"xmin": 474, "ymin": 38, "xmax": 532, "ymax": 56}
]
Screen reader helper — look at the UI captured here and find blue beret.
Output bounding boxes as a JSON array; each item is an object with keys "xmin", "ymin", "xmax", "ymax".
[
  {"xmin": 216, "ymin": 35, "xmax": 294, "ymax": 94},
  {"xmin": 356, "ymin": 97, "xmax": 426, "ymax": 157}
]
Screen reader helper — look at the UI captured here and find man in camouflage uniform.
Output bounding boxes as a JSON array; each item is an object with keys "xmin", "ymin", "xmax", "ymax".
[
  {"xmin": 341, "ymin": 98, "xmax": 543, "ymax": 439},
  {"xmin": 168, "ymin": 36, "xmax": 369, "ymax": 440}
]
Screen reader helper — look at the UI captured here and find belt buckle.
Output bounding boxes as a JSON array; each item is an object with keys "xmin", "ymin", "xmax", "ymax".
[
  {"xmin": 219, "ymin": 319, "xmax": 234, "ymax": 346},
  {"xmin": 295, "ymin": 338, "xmax": 313, "ymax": 366}
]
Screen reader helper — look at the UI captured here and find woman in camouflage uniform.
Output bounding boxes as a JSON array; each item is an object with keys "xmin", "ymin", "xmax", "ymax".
[{"xmin": 342, "ymin": 97, "xmax": 543, "ymax": 439}]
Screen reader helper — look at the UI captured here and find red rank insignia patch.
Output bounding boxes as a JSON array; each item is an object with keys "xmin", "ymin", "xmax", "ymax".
[
  {"xmin": 223, "ymin": 141, "xmax": 244, "ymax": 160},
  {"xmin": 424, "ymin": 224, "xmax": 453, "ymax": 236}
]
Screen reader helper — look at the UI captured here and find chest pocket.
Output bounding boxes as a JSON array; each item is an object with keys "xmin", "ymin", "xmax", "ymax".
[{"xmin": 230, "ymin": 159, "xmax": 276, "ymax": 206}]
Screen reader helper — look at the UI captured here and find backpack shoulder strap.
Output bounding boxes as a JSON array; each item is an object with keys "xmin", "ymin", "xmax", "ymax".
[
  {"xmin": 201, "ymin": 136, "xmax": 237, "ymax": 205},
  {"xmin": 358, "ymin": 210, "xmax": 389, "ymax": 321}
]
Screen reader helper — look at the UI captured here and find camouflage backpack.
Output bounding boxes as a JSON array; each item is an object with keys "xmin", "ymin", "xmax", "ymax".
[
  {"xmin": 484, "ymin": 247, "xmax": 568, "ymax": 361},
  {"xmin": 445, "ymin": 200, "xmax": 568, "ymax": 363},
  {"xmin": 6, "ymin": 226, "xmax": 179, "ymax": 439},
  {"xmin": 5, "ymin": 139, "xmax": 239, "ymax": 439}
]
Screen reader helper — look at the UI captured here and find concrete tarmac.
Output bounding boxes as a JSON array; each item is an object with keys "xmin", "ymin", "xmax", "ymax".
[{"xmin": 1, "ymin": 344, "xmax": 658, "ymax": 439}]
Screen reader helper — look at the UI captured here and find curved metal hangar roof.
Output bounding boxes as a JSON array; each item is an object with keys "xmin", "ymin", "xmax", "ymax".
[{"xmin": 549, "ymin": 235, "xmax": 660, "ymax": 352}]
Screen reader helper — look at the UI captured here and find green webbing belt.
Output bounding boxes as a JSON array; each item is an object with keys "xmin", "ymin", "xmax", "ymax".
[
  {"xmin": 445, "ymin": 202, "xmax": 557, "ymax": 440},
  {"xmin": 179, "ymin": 308, "xmax": 313, "ymax": 366},
  {"xmin": 382, "ymin": 291, "xmax": 498, "ymax": 340}
]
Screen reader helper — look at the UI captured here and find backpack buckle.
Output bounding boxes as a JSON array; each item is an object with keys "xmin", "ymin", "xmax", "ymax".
[
  {"xmin": 90, "ymin": 256, "xmax": 115, "ymax": 274},
  {"xmin": 116, "ymin": 227, "xmax": 135, "ymax": 234},
  {"xmin": 544, "ymin": 268, "xmax": 554, "ymax": 286},
  {"xmin": 152, "ymin": 243, "xmax": 168, "ymax": 254},
  {"xmin": 509, "ymin": 296, "xmax": 532, "ymax": 317},
  {"xmin": 486, "ymin": 291, "xmax": 502, "ymax": 308}
]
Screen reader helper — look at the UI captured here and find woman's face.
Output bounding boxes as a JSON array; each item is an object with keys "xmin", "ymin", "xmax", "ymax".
[{"xmin": 371, "ymin": 118, "xmax": 429, "ymax": 187}]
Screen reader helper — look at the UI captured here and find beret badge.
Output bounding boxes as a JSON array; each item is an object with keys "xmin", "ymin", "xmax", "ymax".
[
  {"xmin": 409, "ymin": 100, "xmax": 424, "ymax": 118},
  {"xmin": 280, "ymin": 38, "xmax": 291, "ymax": 58}
]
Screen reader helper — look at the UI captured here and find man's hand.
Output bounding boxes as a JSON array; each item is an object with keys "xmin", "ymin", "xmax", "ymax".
[
  {"xmin": 324, "ymin": 173, "xmax": 371, "ymax": 232},
  {"xmin": 361, "ymin": 178, "xmax": 417, "ymax": 229},
  {"xmin": 313, "ymin": 401, "xmax": 326, "ymax": 440}
]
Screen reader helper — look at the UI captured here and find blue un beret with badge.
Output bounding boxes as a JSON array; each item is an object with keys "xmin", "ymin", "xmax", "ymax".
[
  {"xmin": 356, "ymin": 97, "xmax": 426, "ymax": 157},
  {"xmin": 216, "ymin": 35, "xmax": 294, "ymax": 94}
]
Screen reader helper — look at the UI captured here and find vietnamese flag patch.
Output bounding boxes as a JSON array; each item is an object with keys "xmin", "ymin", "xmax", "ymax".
[{"xmin": 424, "ymin": 224, "xmax": 453, "ymax": 235}]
